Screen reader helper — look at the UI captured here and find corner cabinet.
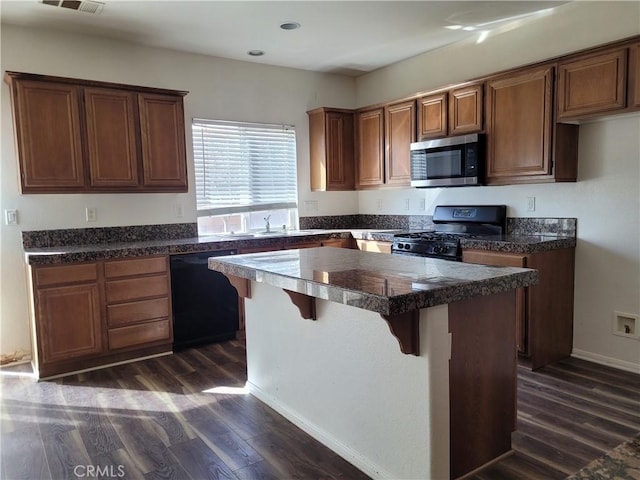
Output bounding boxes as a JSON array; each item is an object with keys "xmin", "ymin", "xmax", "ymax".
[
  {"xmin": 30, "ymin": 256, "xmax": 173, "ymax": 378},
  {"xmin": 307, "ymin": 107, "xmax": 355, "ymax": 191},
  {"xmin": 5, "ymin": 72, "xmax": 188, "ymax": 194},
  {"xmin": 485, "ymin": 65, "xmax": 578, "ymax": 185}
]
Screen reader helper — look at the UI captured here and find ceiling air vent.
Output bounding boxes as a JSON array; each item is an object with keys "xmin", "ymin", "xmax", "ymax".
[{"xmin": 41, "ymin": 0, "xmax": 105, "ymax": 14}]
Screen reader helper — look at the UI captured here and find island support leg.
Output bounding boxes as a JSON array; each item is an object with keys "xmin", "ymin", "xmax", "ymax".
[{"xmin": 448, "ymin": 290, "xmax": 517, "ymax": 479}]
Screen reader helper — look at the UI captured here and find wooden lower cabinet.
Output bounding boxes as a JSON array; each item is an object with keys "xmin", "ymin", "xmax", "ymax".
[
  {"xmin": 36, "ymin": 282, "xmax": 104, "ymax": 365},
  {"xmin": 355, "ymin": 239, "xmax": 392, "ymax": 254},
  {"xmin": 31, "ymin": 256, "xmax": 173, "ymax": 378},
  {"xmin": 321, "ymin": 237, "xmax": 353, "ymax": 248},
  {"xmin": 463, "ymin": 247, "xmax": 575, "ymax": 369},
  {"xmin": 104, "ymin": 256, "xmax": 172, "ymax": 351}
]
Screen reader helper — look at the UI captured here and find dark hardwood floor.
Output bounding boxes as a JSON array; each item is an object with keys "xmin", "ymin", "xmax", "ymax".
[{"xmin": 1, "ymin": 340, "xmax": 639, "ymax": 480}]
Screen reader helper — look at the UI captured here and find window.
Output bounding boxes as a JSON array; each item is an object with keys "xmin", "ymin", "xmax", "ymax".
[{"xmin": 193, "ymin": 119, "xmax": 298, "ymax": 235}]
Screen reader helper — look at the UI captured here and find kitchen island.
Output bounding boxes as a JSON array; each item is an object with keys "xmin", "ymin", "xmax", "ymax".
[{"xmin": 208, "ymin": 247, "xmax": 538, "ymax": 479}]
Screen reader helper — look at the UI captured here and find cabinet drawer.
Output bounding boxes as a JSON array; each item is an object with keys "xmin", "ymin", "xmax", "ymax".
[
  {"xmin": 108, "ymin": 318, "xmax": 171, "ymax": 350},
  {"xmin": 104, "ymin": 256, "xmax": 167, "ymax": 278},
  {"xmin": 35, "ymin": 263, "xmax": 98, "ymax": 287},
  {"xmin": 107, "ymin": 297, "xmax": 170, "ymax": 327},
  {"xmin": 462, "ymin": 250, "xmax": 527, "ymax": 267},
  {"xmin": 105, "ymin": 274, "xmax": 169, "ymax": 303}
]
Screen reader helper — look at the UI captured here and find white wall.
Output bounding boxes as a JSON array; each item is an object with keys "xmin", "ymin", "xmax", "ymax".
[
  {"xmin": 355, "ymin": 1, "xmax": 640, "ymax": 370},
  {"xmin": 0, "ymin": 24, "xmax": 357, "ymax": 357},
  {"xmin": 2, "ymin": 0, "xmax": 639, "ymax": 370}
]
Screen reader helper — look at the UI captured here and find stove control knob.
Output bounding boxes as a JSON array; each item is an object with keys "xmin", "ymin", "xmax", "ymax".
[{"xmin": 404, "ymin": 244, "xmax": 411, "ymax": 250}]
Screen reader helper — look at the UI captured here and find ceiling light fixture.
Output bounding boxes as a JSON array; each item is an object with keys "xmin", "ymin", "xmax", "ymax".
[
  {"xmin": 247, "ymin": 50, "xmax": 265, "ymax": 57},
  {"xmin": 280, "ymin": 21, "xmax": 301, "ymax": 30}
]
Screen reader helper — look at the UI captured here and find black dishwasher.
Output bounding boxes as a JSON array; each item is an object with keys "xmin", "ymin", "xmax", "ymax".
[{"xmin": 170, "ymin": 250, "xmax": 239, "ymax": 350}]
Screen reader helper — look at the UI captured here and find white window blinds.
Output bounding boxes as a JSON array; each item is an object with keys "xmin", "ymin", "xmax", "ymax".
[{"xmin": 193, "ymin": 119, "xmax": 298, "ymax": 216}]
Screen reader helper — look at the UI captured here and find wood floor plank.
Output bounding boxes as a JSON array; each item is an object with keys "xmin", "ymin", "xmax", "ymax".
[
  {"xmin": 1, "ymin": 424, "xmax": 52, "ymax": 480},
  {"xmin": 233, "ymin": 459, "xmax": 285, "ymax": 480},
  {"xmin": 169, "ymin": 437, "xmax": 238, "ymax": 480},
  {"xmin": 2, "ymin": 341, "xmax": 638, "ymax": 480}
]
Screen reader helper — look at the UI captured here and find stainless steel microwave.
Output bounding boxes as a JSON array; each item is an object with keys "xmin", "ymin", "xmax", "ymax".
[{"xmin": 410, "ymin": 133, "xmax": 485, "ymax": 188}]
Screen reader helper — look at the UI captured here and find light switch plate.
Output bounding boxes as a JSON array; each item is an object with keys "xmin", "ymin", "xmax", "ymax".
[
  {"xmin": 4, "ymin": 209, "xmax": 18, "ymax": 225},
  {"xmin": 86, "ymin": 207, "xmax": 97, "ymax": 222}
]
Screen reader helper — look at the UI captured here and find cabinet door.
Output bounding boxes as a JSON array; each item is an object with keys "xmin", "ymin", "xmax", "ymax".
[
  {"xmin": 486, "ymin": 66, "xmax": 554, "ymax": 182},
  {"xmin": 628, "ymin": 43, "xmax": 640, "ymax": 109},
  {"xmin": 557, "ymin": 48, "xmax": 627, "ymax": 119},
  {"xmin": 138, "ymin": 93, "xmax": 188, "ymax": 190},
  {"xmin": 308, "ymin": 109, "xmax": 355, "ymax": 191},
  {"xmin": 462, "ymin": 250, "xmax": 528, "ymax": 353},
  {"xmin": 356, "ymin": 108, "xmax": 385, "ymax": 189},
  {"xmin": 36, "ymin": 283, "xmax": 104, "ymax": 364},
  {"xmin": 11, "ymin": 80, "xmax": 85, "ymax": 191},
  {"xmin": 417, "ymin": 92, "xmax": 447, "ymax": 139},
  {"xmin": 84, "ymin": 87, "xmax": 139, "ymax": 187},
  {"xmin": 321, "ymin": 238, "xmax": 352, "ymax": 248},
  {"xmin": 385, "ymin": 100, "xmax": 415, "ymax": 186},
  {"xmin": 449, "ymin": 84, "xmax": 483, "ymax": 135}
]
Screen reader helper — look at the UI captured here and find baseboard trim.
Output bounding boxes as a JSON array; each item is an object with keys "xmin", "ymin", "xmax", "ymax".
[
  {"xmin": 37, "ymin": 351, "xmax": 174, "ymax": 381},
  {"xmin": 571, "ymin": 349, "xmax": 640, "ymax": 374},
  {"xmin": 247, "ymin": 381, "xmax": 394, "ymax": 480}
]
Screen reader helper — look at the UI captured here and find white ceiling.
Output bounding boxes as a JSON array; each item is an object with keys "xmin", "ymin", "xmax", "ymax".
[{"xmin": 1, "ymin": 0, "xmax": 571, "ymax": 76}]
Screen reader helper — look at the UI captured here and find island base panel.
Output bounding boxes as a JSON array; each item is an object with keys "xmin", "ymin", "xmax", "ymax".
[
  {"xmin": 449, "ymin": 290, "xmax": 517, "ymax": 479},
  {"xmin": 244, "ymin": 281, "xmax": 450, "ymax": 479}
]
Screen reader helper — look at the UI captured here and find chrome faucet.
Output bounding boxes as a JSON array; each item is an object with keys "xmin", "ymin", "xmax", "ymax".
[{"xmin": 264, "ymin": 214, "xmax": 271, "ymax": 233}]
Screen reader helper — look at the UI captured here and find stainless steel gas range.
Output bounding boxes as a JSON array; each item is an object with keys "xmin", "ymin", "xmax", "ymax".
[{"xmin": 391, "ymin": 205, "xmax": 507, "ymax": 261}]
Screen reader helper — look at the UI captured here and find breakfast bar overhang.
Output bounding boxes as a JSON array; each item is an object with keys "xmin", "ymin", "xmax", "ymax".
[{"xmin": 208, "ymin": 247, "xmax": 538, "ymax": 479}]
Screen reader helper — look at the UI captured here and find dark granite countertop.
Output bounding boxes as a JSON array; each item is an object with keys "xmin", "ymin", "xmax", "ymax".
[
  {"xmin": 208, "ymin": 247, "xmax": 538, "ymax": 315},
  {"xmin": 23, "ymin": 227, "xmax": 576, "ymax": 265},
  {"xmin": 23, "ymin": 230, "xmax": 351, "ymax": 265}
]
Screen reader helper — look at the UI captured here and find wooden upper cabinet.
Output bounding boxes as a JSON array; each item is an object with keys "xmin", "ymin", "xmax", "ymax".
[
  {"xmin": 417, "ymin": 83, "xmax": 483, "ymax": 140},
  {"xmin": 84, "ymin": 87, "xmax": 139, "ymax": 187},
  {"xmin": 307, "ymin": 107, "xmax": 355, "ymax": 191},
  {"xmin": 628, "ymin": 43, "xmax": 640, "ymax": 109},
  {"xmin": 449, "ymin": 83, "xmax": 483, "ymax": 135},
  {"xmin": 385, "ymin": 99, "xmax": 415, "ymax": 186},
  {"xmin": 5, "ymin": 72, "xmax": 188, "ymax": 193},
  {"xmin": 138, "ymin": 93, "xmax": 188, "ymax": 190},
  {"xmin": 417, "ymin": 92, "xmax": 447, "ymax": 139},
  {"xmin": 10, "ymin": 79, "xmax": 85, "ymax": 192},
  {"xmin": 356, "ymin": 107, "xmax": 385, "ymax": 189},
  {"xmin": 486, "ymin": 66, "xmax": 554, "ymax": 182},
  {"xmin": 486, "ymin": 65, "xmax": 578, "ymax": 184},
  {"xmin": 557, "ymin": 48, "xmax": 627, "ymax": 119}
]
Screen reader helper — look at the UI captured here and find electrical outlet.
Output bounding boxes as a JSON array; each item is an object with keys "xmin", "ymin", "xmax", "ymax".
[
  {"xmin": 174, "ymin": 204, "xmax": 184, "ymax": 218},
  {"xmin": 4, "ymin": 209, "xmax": 18, "ymax": 226},
  {"xmin": 419, "ymin": 199, "xmax": 426, "ymax": 211},
  {"xmin": 304, "ymin": 200, "xmax": 318, "ymax": 213},
  {"xmin": 404, "ymin": 199, "xmax": 410, "ymax": 211},
  {"xmin": 376, "ymin": 199, "xmax": 383, "ymax": 211},
  {"xmin": 85, "ymin": 207, "xmax": 97, "ymax": 222},
  {"xmin": 526, "ymin": 197, "xmax": 536, "ymax": 212}
]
